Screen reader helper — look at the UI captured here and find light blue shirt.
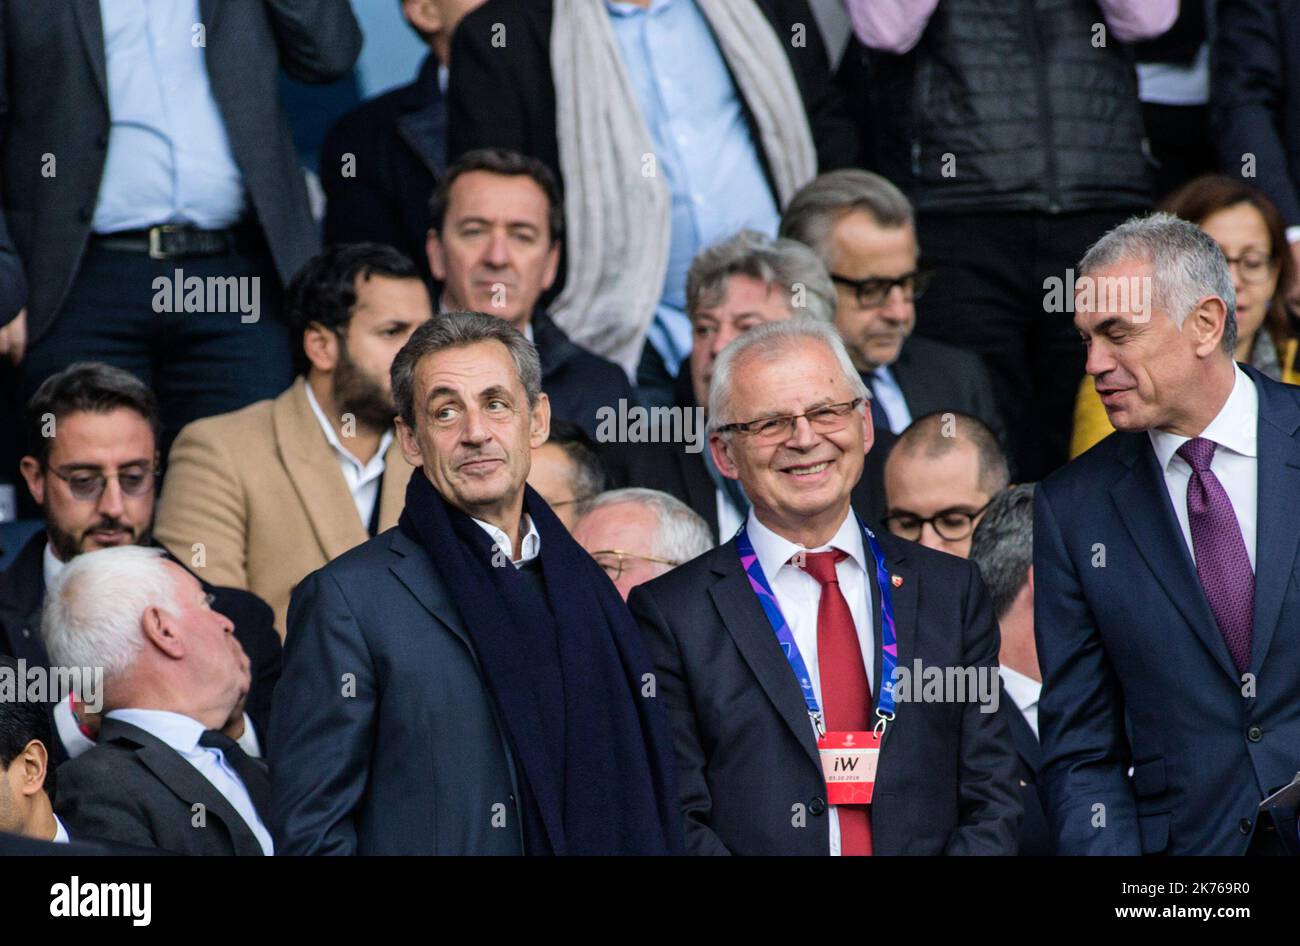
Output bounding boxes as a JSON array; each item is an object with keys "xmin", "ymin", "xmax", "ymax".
[
  {"xmin": 607, "ymin": 0, "xmax": 780, "ymax": 374},
  {"xmin": 93, "ymin": 0, "xmax": 246, "ymax": 233},
  {"xmin": 106, "ymin": 708, "xmax": 273, "ymax": 855},
  {"xmin": 869, "ymin": 364, "xmax": 912, "ymax": 435}
]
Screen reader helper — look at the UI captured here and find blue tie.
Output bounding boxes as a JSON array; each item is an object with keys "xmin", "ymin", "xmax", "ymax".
[{"xmin": 862, "ymin": 372, "xmax": 891, "ymax": 434}]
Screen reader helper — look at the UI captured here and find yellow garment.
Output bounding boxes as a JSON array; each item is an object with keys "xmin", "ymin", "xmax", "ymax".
[{"xmin": 1069, "ymin": 337, "xmax": 1300, "ymax": 459}]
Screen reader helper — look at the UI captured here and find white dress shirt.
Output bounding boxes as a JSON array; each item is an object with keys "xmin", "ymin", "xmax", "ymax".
[
  {"xmin": 45, "ymin": 549, "xmax": 261, "ymax": 761},
  {"xmin": 745, "ymin": 509, "xmax": 876, "ymax": 857},
  {"xmin": 52, "ymin": 815, "xmax": 70, "ymax": 844},
  {"xmin": 105, "ymin": 708, "xmax": 273, "ymax": 855},
  {"xmin": 870, "ymin": 364, "xmax": 913, "ymax": 435},
  {"xmin": 473, "ymin": 515, "xmax": 541, "ymax": 568},
  {"xmin": 304, "ymin": 382, "xmax": 392, "ymax": 530},
  {"xmin": 998, "ymin": 665, "xmax": 1041, "ymax": 739},
  {"xmin": 715, "ymin": 489, "xmax": 745, "ymax": 542},
  {"xmin": 1147, "ymin": 364, "xmax": 1258, "ymax": 572}
]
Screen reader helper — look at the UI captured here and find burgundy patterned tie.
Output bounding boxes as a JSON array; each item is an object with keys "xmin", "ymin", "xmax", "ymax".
[{"xmin": 1177, "ymin": 437, "xmax": 1254, "ymax": 674}]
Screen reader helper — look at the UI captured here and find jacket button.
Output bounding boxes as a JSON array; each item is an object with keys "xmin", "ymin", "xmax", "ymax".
[
  {"xmin": 1247, "ymin": 726, "xmax": 1263, "ymax": 742},
  {"xmin": 1239, "ymin": 818, "xmax": 1252, "ymax": 834},
  {"xmin": 21, "ymin": 627, "xmax": 31, "ymax": 638},
  {"xmin": 809, "ymin": 796, "xmax": 826, "ymax": 816}
]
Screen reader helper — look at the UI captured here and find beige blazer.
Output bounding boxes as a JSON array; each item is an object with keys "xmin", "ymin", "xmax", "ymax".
[{"xmin": 155, "ymin": 377, "xmax": 413, "ymax": 637}]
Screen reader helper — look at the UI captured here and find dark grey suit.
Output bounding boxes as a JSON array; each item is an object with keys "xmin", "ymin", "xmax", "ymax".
[
  {"xmin": 0, "ymin": 0, "xmax": 361, "ymax": 342},
  {"xmin": 269, "ymin": 527, "xmax": 526, "ymax": 855},
  {"xmin": 889, "ymin": 336, "xmax": 1005, "ymax": 447},
  {"xmin": 54, "ymin": 718, "xmax": 268, "ymax": 856}
]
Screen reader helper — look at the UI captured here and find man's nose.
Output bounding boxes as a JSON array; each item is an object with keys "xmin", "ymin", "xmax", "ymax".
[
  {"xmin": 879, "ymin": 286, "xmax": 911, "ymax": 324},
  {"xmin": 711, "ymin": 322, "xmax": 740, "ymax": 357},
  {"xmin": 785, "ymin": 414, "xmax": 821, "ymax": 449},
  {"xmin": 459, "ymin": 405, "xmax": 492, "ymax": 444},
  {"xmin": 917, "ymin": 521, "xmax": 947, "ymax": 552},
  {"xmin": 1084, "ymin": 338, "xmax": 1114, "ymax": 378},
  {"xmin": 484, "ymin": 229, "xmax": 511, "ymax": 267},
  {"xmin": 97, "ymin": 476, "xmax": 126, "ymax": 516}
]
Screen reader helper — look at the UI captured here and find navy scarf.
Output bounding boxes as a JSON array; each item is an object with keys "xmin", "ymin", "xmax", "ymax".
[{"xmin": 399, "ymin": 472, "xmax": 683, "ymax": 855}]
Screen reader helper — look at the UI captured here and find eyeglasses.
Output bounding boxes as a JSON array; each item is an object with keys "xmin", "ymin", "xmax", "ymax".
[
  {"xmin": 591, "ymin": 549, "xmax": 680, "ymax": 581},
  {"xmin": 831, "ymin": 270, "xmax": 934, "ymax": 309},
  {"xmin": 49, "ymin": 465, "xmax": 158, "ymax": 502},
  {"xmin": 715, "ymin": 399, "xmax": 864, "ymax": 444},
  {"xmin": 882, "ymin": 499, "xmax": 993, "ymax": 542},
  {"xmin": 1222, "ymin": 252, "xmax": 1277, "ymax": 285}
]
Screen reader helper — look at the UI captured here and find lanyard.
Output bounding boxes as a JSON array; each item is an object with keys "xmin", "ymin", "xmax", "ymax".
[{"xmin": 735, "ymin": 514, "xmax": 898, "ymax": 737}]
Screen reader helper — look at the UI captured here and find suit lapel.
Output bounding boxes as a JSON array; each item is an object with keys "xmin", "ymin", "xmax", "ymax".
[
  {"xmin": 72, "ymin": 0, "xmax": 108, "ymax": 106},
  {"xmin": 387, "ymin": 530, "xmax": 476, "ymax": 655},
  {"xmin": 105, "ymin": 720, "xmax": 263, "ymax": 856},
  {"xmin": 1109, "ymin": 436, "xmax": 1240, "ymax": 684},
  {"xmin": 273, "ymin": 379, "xmax": 371, "ymax": 561},
  {"xmin": 708, "ymin": 548, "xmax": 821, "ymax": 772},
  {"xmin": 999, "ymin": 681, "xmax": 1042, "ymax": 774},
  {"xmin": 1246, "ymin": 369, "xmax": 1300, "ymax": 674}
]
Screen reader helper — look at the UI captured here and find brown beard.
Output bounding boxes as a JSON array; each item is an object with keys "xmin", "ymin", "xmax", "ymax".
[
  {"xmin": 46, "ymin": 517, "xmax": 149, "ymax": 562},
  {"xmin": 332, "ymin": 341, "xmax": 397, "ymax": 432}
]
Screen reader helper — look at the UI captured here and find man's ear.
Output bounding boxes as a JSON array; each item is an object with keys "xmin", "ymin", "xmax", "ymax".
[
  {"xmin": 403, "ymin": 0, "xmax": 443, "ymax": 37},
  {"xmin": 17, "ymin": 739, "xmax": 49, "ymax": 798},
  {"xmin": 395, "ymin": 415, "xmax": 425, "ymax": 468},
  {"xmin": 710, "ymin": 432, "xmax": 740, "ymax": 479},
  {"xmin": 303, "ymin": 322, "xmax": 341, "ymax": 374},
  {"xmin": 427, "ymin": 229, "xmax": 448, "ymax": 283},
  {"xmin": 528, "ymin": 393, "xmax": 552, "ymax": 450},
  {"xmin": 141, "ymin": 605, "xmax": 185, "ymax": 660},
  {"xmin": 860, "ymin": 400, "xmax": 875, "ymax": 457},
  {"xmin": 18, "ymin": 456, "xmax": 45, "ymax": 507},
  {"xmin": 1188, "ymin": 294, "xmax": 1230, "ymax": 357}
]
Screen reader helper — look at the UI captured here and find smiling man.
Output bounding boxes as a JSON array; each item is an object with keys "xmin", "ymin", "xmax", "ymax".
[
  {"xmin": 629, "ymin": 319, "xmax": 1019, "ymax": 855},
  {"xmin": 1036, "ymin": 213, "xmax": 1300, "ymax": 854},
  {"xmin": 269, "ymin": 312, "xmax": 681, "ymax": 855}
]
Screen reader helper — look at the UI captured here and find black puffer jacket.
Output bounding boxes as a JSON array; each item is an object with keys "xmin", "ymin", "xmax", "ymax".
[{"xmin": 858, "ymin": 0, "xmax": 1154, "ymax": 214}]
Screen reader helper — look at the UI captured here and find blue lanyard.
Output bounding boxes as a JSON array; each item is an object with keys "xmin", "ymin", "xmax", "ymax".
[{"xmin": 735, "ymin": 514, "xmax": 898, "ymax": 736}]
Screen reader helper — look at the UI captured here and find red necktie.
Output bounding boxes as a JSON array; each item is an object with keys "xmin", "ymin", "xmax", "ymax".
[{"xmin": 800, "ymin": 549, "xmax": 874, "ymax": 856}]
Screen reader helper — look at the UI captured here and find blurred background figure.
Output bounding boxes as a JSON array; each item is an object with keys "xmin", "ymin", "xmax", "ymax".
[
  {"xmin": 781, "ymin": 170, "xmax": 1003, "ymax": 445},
  {"xmin": 1072, "ymin": 176, "xmax": 1300, "ymax": 457},
  {"xmin": 572, "ymin": 488, "xmax": 711, "ymax": 600},
  {"xmin": 321, "ymin": 0, "xmax": 488, "ymax": 282},
  {"xmin": 527, "ymin": 421, "xmax": 606, "ymax": 531},
  {"xmin": 882, "ymin": 412, "xmax": 1009, "ymax": 558},
  {"xmin": 0, "ymin": 656, "xmax": 65, "ymax": 844},
  {"xmin": 969, "ymin": 484, "xmax": 1053, "ymax": 856}
]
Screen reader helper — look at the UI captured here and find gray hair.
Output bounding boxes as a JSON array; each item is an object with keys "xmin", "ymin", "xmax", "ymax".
[
  {"xmin": 1079, "ymin": 212, "xmax": 1238, "ymax": 355},
  {"xmin": 708, "ymin": 320, "xmax": 870, "ymax": 432},
  {"xmin": 686, "ymin": 229, "xmax": 836, "ymax": 326},
  {"xmin": 391, "ymin": 311, "xmax": 543, "ymax": 426},
  {"xmin": 779, "ymin": 169, "xmax": 915, "ymax": 266},
  {"xmin": 42, "ymin": 546, "xmax": 179, "ymax": 686},
  {"xmin": 969, "ymin": 484, "xmax": 1035, "ymax": 621},
  {"xmin": 580, "ymin": 488, "xmax": 714, "ymax": 563}
]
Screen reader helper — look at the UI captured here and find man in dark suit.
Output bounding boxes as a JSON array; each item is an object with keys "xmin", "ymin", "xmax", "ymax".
[
  {"xmin": 47, "ymin": 546, "xmax": 272, "ymax": 855},
  {"xmin": 780, "ymin": 170, "xmax": 1004, "ymax": 448},
  {"xmin": 0, "ymin": 363, "xmax": 280, "ymax": 759},
  {"xmin": 630, "ymin": 319, "xmax": 1020, "ymax": 855},
  {"xmin": 603, "ymin": 230, "xmax": 892, "ymax": 543},
  {"xmin": 426, "ymin": 148, "xmax": 632, "ymax": 438},
  {"xmin": 970, "ymin": 485, "xmax": 1055, "ymax": 856},
  {"xmin": 0, "ymin": 1, "xmax": 361, "ymax": 447},
  {"xmin": 270, "ymin": 312, "xmax": 681, "ymax": 855},
  {"xmin": 320, "ymin": 0, "xmax": 486, "ymax": 282},
  {"xmin": 1214, "ymin": 0, "xmax": 1300, "ymax": 302},
  {"xmin": 1037, "ymin": 213, "xmax": 1300, "ymax": 855}
]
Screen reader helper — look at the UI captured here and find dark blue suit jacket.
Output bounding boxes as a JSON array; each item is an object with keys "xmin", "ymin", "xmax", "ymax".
[
  {"xmin": 1035, "ymin": 365, "xmax": 1300, "ymax": 854},
  {"xmin": 269, "ymin": 526, "xmax": 525, "ymax": 855}
]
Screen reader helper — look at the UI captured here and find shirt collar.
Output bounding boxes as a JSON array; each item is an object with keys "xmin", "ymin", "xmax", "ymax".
[
  {"xmin": 998, "ymin": 665, "xmax": 1041, "ymax": 713},
  {"xmin": 52, "ymin": 814, "xmax": 70, "ymax": 844},
  {"xmin": 606, "ymin": 0, "xmax": 675, "ymax": 17},
  {"xmin": 745, "ymin": 507, "xmax": 866, "ymax": 581},
  {"xmin": 472, "ymin": 514, "xmax": 541, "ymax": 567},
  {"xmin": 304, "ymin": 381, "xmax": 393, "ymax": 473},
  {"xmin": 105, "ymin": 708, "xmax": 208, "ymax": 756},
  {"xmin": 43, "ymin": 540, "xmax": 65, "ymax": 591},
  {"xmin": 1148, "ymin": 364, "xmax": 1258, "ymax": 472}
]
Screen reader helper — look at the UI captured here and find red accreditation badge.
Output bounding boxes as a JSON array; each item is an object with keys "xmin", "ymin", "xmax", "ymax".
[{"xmin": 818, "ymin": 730, "xmax": 880, "ymax": 805}]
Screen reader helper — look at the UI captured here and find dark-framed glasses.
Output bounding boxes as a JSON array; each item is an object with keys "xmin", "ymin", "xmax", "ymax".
[
  {"xmin": 831, "ymin": 269, "xmax": 934, "ymax": 309},
  {"xmin": 591, "ymin": 549, "xmax": 680, "ymax": 581},
  {"xmin": 715, "ymin": 399, "xmax": 864, "ymax": 444},
  {"xmin": 49, "ymin": 465, "xmax": 158, "ymax": 502},
  {"xmin": 883, "ymin": 499, "xmax": 993, "ymax": 542}
]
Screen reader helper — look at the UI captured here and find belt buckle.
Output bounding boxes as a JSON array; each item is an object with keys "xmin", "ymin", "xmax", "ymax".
[{"xmin": 148, "ymin": 224, "xmax": 184, "ymax": 260}]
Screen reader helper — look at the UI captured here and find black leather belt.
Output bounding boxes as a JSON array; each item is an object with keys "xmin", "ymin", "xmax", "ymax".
[{"xmin": 92, "ymin": 223, "xmax": 248, "ymax": 260}]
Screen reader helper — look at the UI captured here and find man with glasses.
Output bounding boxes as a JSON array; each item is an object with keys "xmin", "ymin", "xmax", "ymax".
[
  {"xmin": 0, "ymin": 363, "xmax": 280, "ymax": 764},
  {"xmin": 780, "ymin": 170, "xmax": 1003, "ymax": 447},
  {"xmin": 629, "ymin": 319, "xmax": 1020, "ymax": 855},
  {"xmin": 883, "ymin": 412, "xmax": 1010, "ymax": 559},
  {"xmin": 573, "ymin": 488, "xmax": 711, "ymax": 601}
]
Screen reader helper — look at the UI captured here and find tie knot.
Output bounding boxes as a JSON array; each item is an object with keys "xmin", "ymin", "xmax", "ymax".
[
  {"xmin": 1177, "ymin": 436, "xmax": 1218, "ymax": 473},
  {"xmin": 199, "ymin": 729, "xmax": 239, "ymax": 756},
  {"xmin": 797, "ymin": 549, "xmax": 847, "ymax": 585}
]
